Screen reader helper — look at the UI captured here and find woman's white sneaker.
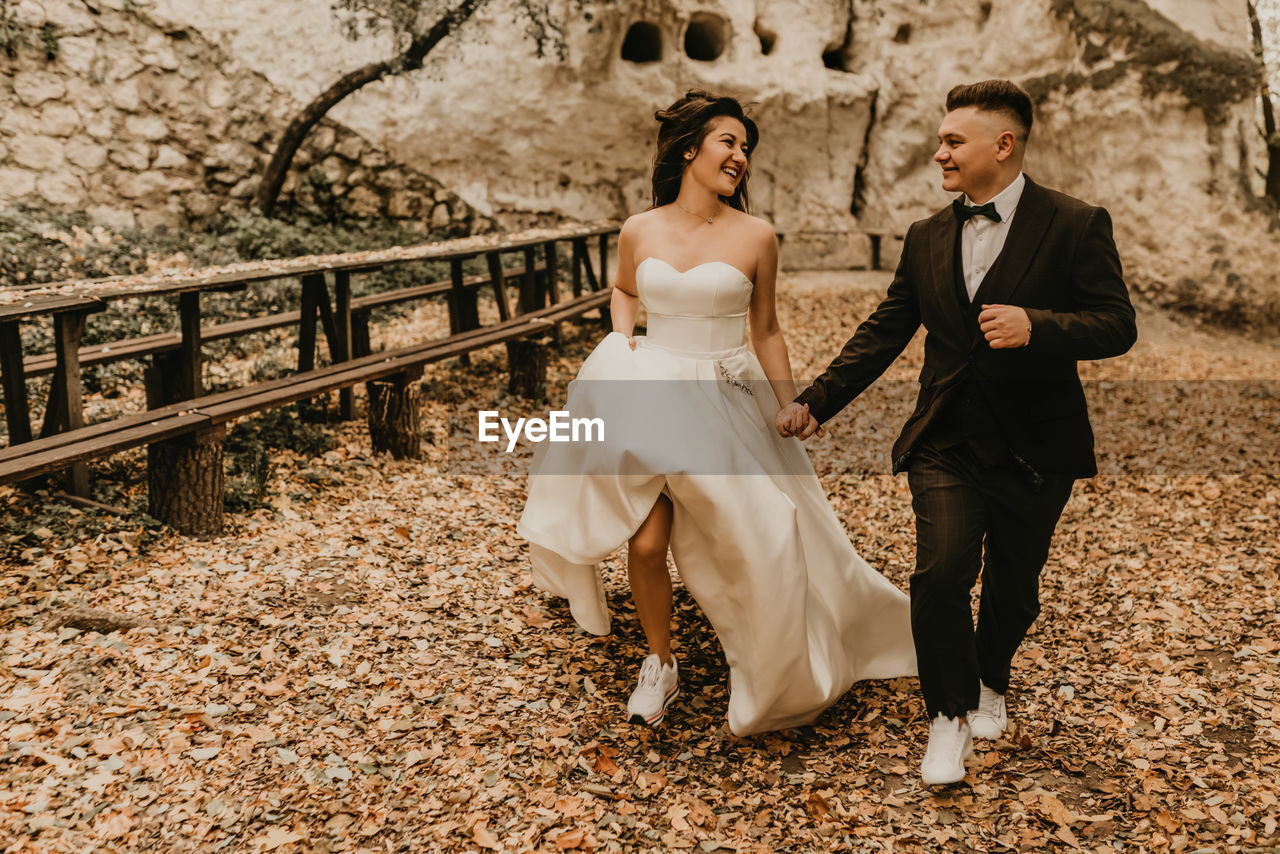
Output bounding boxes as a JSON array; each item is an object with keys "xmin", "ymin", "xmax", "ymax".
[
  {"xmin": 968, "ymin": 681, "xmax": 1008, "ymax": 739},
  {"xmin": 920, "ymin": 714, "xmax": 974, "ymax": 786},
  {"xmin": 626, "ymin": 654, "xmax": 679, "ymax": 726}
]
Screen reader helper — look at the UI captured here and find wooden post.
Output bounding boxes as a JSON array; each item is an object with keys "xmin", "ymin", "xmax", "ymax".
[
  {"xmin": 334, "ymin": 270, "xmax": 354, "ymax": 419},
  {"xmin": 506, "ymin": 336, "xmax": 549, "ymax": 401},
  {"xmin": 366, "ymin": 368, "xmax": 423, "ymax": 459},
  {"xmin": 598, "ymin": 233, "xmax": 612, "ymax": 328},
  {"xmin": 297, "ymin": 273, "xmax": 333, "ymax": 417},
  {"xmin": 869, "ymin": 233, "xmax": 883, "ymax": 272},
  {"xmin": 177, "ymin": 291, "xmax": 202, "ymax": 400},
  {"xmin": 352, "ymin": 310, "xmax": 372, "ymax": 358},
  {"xmin": 43, "ymin": 311, "xmax": 89, "ymax": 496},
  {"xmin": 520, "ymin": 247, "xmax": 541, "ymax": 314},
  {"xmin": 576, "ymin": 237, "xmax": 600, "ymax": 291},
  {"xmin": 0, "ymin": 321, "xmax": 32, "ymax": 446},
  {"xmin": 148, "ymin": 425, "xmax": 225, "ymax": 536},
  {"xmin": 542, "ymin": 241, "xmax": 562, "ymax": 346},
  {"xmin": 599, "ymin": 233, "xmax": 610, "ymax": 292},
  {"xmin": 542, "ymin": 241, "xmax": 560, "ymax": 305},
  {"xmin": 485, "ymin": 252, "xmax": 511, "ymax": 322},
  {"xmin": 449, "ymin": 258, "xmax": 479, "ymax": 367},
  {"xmin": 570, "ymin": 239, "xmax": 584, "ymax": 298},
  {"xmin": 298, "ymin": 273, "xmax": 323, "ymax": 372}
]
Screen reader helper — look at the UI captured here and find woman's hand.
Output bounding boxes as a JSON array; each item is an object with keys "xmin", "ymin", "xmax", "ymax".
[{"xmin": 775, "ymin": 402, "xmax": 824, "ymax": 439}]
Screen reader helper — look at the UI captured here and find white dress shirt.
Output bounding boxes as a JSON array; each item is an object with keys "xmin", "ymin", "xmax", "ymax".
[{"xmin": 960, "ymin": 172, "xmax": 1026, "ymax": 302}]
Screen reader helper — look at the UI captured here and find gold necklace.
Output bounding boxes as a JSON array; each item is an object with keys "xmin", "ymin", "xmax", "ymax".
[{"xmin": 675, "ymin": 200, "xmax": 721, "ymax": 224}]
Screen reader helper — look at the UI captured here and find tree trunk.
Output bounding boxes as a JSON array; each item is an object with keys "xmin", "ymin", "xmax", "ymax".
[
  {"xmin": 367, "ymin": 371, "xmax": 423, "ymax": 459},
  {"xmin": 252, "ymin": 0, "xmax": 488, "ymax": 217},
  {"xmin": 1248, "ymin": 1, "xmax": 1280, "ymax": 204},
  {"xmin": 506, "ymin": 337, "xmax": 549, "ymax": 402},
  {"xmin": 148, "ymin": 427, "xmax": 226, "ymax": 537}
]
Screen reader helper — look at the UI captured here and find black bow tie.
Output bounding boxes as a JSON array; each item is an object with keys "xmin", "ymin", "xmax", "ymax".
[{"xmin": 954, "ymin": 200, "xmax": 1002, "ymax": 223}]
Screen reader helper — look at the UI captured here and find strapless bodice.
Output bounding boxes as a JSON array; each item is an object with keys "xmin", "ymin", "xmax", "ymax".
[{"xmin": 637, "ymin": 257, "xmax": 752, "ymax": 355}]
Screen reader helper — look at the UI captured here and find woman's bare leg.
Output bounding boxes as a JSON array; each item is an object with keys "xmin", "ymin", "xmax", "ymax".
[{"xmin": 628, "ymin": 493, "xmax": 675, "ymax": 665}]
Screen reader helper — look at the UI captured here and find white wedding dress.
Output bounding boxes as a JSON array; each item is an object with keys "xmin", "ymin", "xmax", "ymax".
[{"xmin": 517, "ymin": 257, "xmax": 917, "ymax": 735}]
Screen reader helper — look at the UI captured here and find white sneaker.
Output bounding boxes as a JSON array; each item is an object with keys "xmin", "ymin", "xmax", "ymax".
[
  {"xmin": 968, "ymin": 681, "xmax": 1008, "ymax": 739},
  {"xmin": 626, "ymin": 654, "xmax": 679, "ymax": 726},
  {"xmin": 920, "ymin": 714, "xmax": 973, "ymax": 786}
]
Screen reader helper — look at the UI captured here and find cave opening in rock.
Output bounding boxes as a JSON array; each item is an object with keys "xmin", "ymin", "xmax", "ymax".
[
  {"xmin": 893, "ymin": 23, "xmax": 911, "ymax": 44},
  {"xmin": 823, "ymin": 27, "xmax": 855, "ymax": 71},
  {"xmin": 754, "ymin": 18, "xmax": 777, "ymax": 55},
  {"xmin": 621, "ymin": 21, "xmax": 662, "ymax": 63},
  {"xmin": 685, "ymin": 13, "xmax": 728, "ymax": 62}
]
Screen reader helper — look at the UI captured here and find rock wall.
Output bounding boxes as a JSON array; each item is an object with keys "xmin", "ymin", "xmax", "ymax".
[{"xmin": 0, "ymin": 0, "xmax": 487, "ymax": 234}]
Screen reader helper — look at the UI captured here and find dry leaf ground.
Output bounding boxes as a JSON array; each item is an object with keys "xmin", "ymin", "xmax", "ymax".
[{"xmin": 2, "ymin": 271, "xmax": 1278, "ymax": 853}]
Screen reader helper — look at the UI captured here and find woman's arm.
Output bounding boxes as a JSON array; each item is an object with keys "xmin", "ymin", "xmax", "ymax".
[
  {"xmin": 746, "ymin": 225, "xmax": 798, "ymax": 412},
  {"xmin": 611, "ymin": 218, "xmax": 641, "ymax": 341}
]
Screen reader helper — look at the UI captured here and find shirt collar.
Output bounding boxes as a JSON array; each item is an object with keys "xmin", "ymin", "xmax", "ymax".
[{"xmin": 963, "ymin": 172, "xmax": 1025, "ymax": 222}]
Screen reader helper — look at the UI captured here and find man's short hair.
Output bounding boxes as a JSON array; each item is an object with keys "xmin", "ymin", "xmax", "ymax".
[{"xmin": 946, "ymin": 80, "xmax": 1033, "ymax": 140}]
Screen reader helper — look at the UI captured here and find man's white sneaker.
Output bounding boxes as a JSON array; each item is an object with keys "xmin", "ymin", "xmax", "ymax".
[
  {"xmin": 626, "ymin": 654, "xmax": 679, "ymax": 726},
  {"xmin": 968, "ymin": 681, "xmax": 1008, "ymax": 740},
  {"xmin": 920, "ymin": 714, "xmax": 973, "ymax": 786}
]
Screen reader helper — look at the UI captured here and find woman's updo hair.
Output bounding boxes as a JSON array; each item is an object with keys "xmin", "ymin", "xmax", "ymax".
[{"xmin": 651, "ymin": 90, "xmax": 758, "ymax": 212}]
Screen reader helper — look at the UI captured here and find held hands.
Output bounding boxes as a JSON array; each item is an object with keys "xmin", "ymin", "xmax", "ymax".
[
  {"xmin": 775, "ymin": 402, "xmax": 824, "ymax": 440},
  {"xmin": 978, "ymin": 304, "xmax": 1032, "ymax": 349}
]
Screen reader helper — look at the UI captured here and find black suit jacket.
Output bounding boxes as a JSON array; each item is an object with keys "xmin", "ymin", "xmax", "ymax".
[{"xmin": 795, "ymin": 176, "xmax": 1137, "ymax": 479}]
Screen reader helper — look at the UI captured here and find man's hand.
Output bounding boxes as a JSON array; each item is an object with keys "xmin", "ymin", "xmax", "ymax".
[
  {"xmin": 979, "ymin": 304, "xmax": 1031, "ymax": 349},
  {"xmin": 775, "ymin": 402, "xmax": 824, "ymax": 440}
]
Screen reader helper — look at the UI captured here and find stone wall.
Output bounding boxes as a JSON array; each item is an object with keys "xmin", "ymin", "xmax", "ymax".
[
  {"xmin": 136, "ymin": 0, "xmax": 1278, "ymax": 327},
  {"xmin": 0, "ymin": 0, "xmax": 487, "ymax": 234}
]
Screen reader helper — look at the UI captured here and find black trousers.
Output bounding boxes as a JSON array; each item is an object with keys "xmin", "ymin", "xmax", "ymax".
[{"xmin": 906, "ymin": 437, "xmax": 1074, "ymax": 719}]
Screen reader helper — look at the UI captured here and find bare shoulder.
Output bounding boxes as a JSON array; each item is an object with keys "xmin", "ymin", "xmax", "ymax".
[
  {"xmin": 726, "ymin": 209, "xmax": 777, "ymax": 246},
  {"xmin": 621, "ymin": 208, "xmax": 662, "ymax": 240}
]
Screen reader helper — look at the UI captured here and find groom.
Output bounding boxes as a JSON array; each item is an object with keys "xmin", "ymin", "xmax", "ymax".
[{"xmin": 777, "ymin": 80, "xmax": 1136, "ymax": 785}]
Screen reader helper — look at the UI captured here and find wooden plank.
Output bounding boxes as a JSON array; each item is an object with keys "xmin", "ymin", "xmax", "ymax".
[
  {"xmin": 485, "ymin": 252, "xmax": 511, "ymax": 322},
  {"xmin": 177, "ymin": 291, "xmax": 202, "ymax": 400},
  {"xmin": 0, "ymin": 412, "xmax": 211, "ymax": 485},
  {"xmin": 0, "ymin": 295, "xmax": 103, "ymax": 323},
  {"xmin": 0, "ymin": 321, "xmax": 33, "ymax": 446},
  {"xmin": 24, "ymin": 332, "xmax": 182, "ymax": 376},
  {"xmin": 0, "ymin": 222, "xmax": 619, "ymax": 313},
  {"xmin": 334, "ymin": 270, "xmax": 354, "ymax": 419}
]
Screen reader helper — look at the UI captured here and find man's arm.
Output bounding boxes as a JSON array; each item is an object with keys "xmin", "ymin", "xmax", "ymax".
[
  {"xmin": 793, "ymin": 224, "xmax": 924, "ymax": 424},
  {"xmin": 1022, "ymin": 206, "xmax": 1137, "ymax": 360}
]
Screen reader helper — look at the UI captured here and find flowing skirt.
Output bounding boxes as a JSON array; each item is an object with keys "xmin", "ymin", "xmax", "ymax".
[{"xmin": 517, "ymin": 332, "xmax": 917, "ymax": 735}]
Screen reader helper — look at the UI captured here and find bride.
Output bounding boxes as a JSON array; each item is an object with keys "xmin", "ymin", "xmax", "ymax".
[{"xmin": 517, "ymin": 90, "xmax": 916, "ymax": 736}]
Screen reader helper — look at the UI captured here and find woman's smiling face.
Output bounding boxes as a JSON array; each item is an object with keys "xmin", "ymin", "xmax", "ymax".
[{"xmin": 683, "ymin": 115, "xmax": 750, "ymax": 198}]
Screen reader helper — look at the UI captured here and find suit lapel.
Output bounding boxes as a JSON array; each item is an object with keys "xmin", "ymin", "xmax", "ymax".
[
  {"xmin": 969, "ymin": 177, "xmax": 1055, "ymax": 311},
  {"xmin": 928, "ymin": 205, "xmax": 970, "ymax": 343}
]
